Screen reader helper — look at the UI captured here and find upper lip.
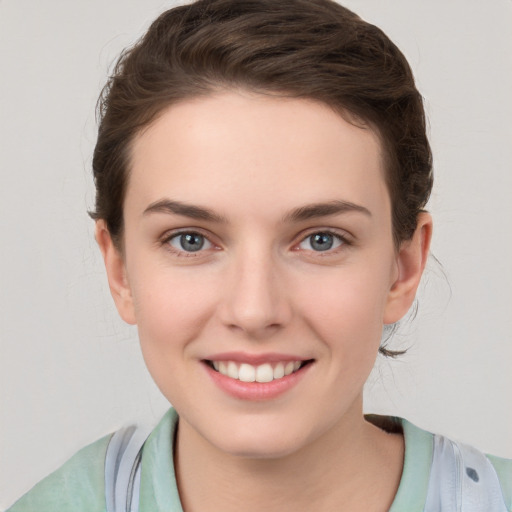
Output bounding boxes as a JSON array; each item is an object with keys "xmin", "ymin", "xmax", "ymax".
[{"xmin": 203, "ymin": 352, "xmax": 312, "ymax": 365}]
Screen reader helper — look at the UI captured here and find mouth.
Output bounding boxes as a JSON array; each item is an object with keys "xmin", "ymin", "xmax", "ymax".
[{"xmin": 204, "ymin": 359, "xmax": 314, "ymax": 383}]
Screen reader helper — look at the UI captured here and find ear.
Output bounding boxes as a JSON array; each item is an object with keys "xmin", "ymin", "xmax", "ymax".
[
  {"xmin": 95, "ymin": 220, "xmax": 137, "ymax": 325},
  {"xmin": 384, "ymin": 212, "xmax": 433, "ymax": 324}
]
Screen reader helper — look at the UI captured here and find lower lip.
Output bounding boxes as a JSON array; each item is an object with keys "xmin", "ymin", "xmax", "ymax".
[{"xmin": 204, "ymin": 362, "xmax": 313, "ymax": 401}]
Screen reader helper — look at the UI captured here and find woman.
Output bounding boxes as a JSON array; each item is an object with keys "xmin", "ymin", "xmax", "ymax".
[{"xmin": 6, "ymin": 0, "xmax": 511, "ymax": 510}]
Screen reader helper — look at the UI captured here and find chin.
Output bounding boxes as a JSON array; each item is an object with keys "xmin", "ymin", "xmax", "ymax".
[
  {"xmin": 220, "ymin": 439, "xmax": 304, "ymax": 460},
  {"xmin": 207, "ymin": 420, "xmax": 316, "ymax": 460}
]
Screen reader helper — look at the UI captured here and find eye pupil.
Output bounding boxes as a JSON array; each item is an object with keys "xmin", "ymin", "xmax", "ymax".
[
  {"xmin": 180, "ymin": 233, "xmax": 204, "ymax": 252},
  {"xmin": 311, "ymin": 233, "xmax": 333, "ymax": 251}
]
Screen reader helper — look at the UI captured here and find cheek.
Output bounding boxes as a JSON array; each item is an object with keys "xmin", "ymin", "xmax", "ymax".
[
  {"xmin": 129, "ymin": 268, "xmax": 221, "ymax": 401},
  {"xmin": 295, "ymin": 263, "xmax": 392, "ymax": 352},
  {"xmin": 129, "ymin": 267, "xmax": 218, "ymax": 354}
]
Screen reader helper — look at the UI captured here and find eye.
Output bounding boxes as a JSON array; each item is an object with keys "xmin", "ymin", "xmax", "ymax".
[
  {"xmin": 167, "ymin": 232, "xmax": 213, "ymax": 253},
  {"xmin": 298, "ymin": 231, "xmax": 345, "ymax": 252}
]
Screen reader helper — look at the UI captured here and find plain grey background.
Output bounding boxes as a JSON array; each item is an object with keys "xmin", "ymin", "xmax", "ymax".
[{"xmin": 1, "ymin": 0, "xmax": 511, "ymax": 508}]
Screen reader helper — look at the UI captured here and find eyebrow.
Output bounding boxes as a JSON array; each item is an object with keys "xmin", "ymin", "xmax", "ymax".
[
  {"xmin": 143, "ymin": 199, "xmax": 227, "ymax": 223},
  {"xmin": 143, "ymin": 198, "xmax": 371, "ymax": 223},
  {"xmin": 283, "ymin": 200, "xmax": 371, "ymax": 222}
]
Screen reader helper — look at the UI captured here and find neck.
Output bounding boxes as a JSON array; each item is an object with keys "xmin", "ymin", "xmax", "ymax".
[{"xmin": 174, "ymin": 400, "xmax": 404, "ymax": 512}]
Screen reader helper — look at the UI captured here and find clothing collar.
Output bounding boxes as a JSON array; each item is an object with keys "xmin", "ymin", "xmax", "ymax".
[{"xmin": 139, "ymin": 408, "xmax": 433, "ymax": 511}]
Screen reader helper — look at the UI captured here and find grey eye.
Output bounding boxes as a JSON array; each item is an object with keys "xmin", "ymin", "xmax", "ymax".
[
  {"xmin": 299, "ymin": 232, "xmax": 343, "ymax": 252},
  {"xmin": 310, "ymin": 233, "xmax": 333, "ymax": 251},
  {"xmin": 169, "ymin": 232, "xmax": 211, "ymax": 252}
]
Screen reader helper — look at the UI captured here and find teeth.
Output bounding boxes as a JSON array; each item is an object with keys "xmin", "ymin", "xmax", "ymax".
[
  {"xmin": 239, "ymin": 363, "xmax": 256, "ymax": 382},
  {"xmin": 211, "ymin": 360, "xmax": 306, "ymax": 382},
  {"xmin": 255, "ymin": 363, "xmax": 273, "ymax": 383},
  {"xmin": 273, "ymin": 362, "xmax": 285, "ymax": 379},
  {"xmin": 227, "ymin": 361, "xmax": 239, "ymax": 379}
]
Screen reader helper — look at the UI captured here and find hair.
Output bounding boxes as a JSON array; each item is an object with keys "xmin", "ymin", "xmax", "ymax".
[{"xmin": 90, "ymin": 0, "xmax": 433, "ymax": 356}]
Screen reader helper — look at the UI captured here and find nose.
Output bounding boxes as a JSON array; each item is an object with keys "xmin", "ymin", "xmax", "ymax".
[{"xmin": 218, "ymin": 246, "xmax": 292, "ymax": 339}]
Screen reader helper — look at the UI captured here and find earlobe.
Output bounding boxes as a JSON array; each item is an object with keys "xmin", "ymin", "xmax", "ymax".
[
  {"xmin": 384, "ymin": 212, "xmax": 433, "ymax": 324},
  {"xmin": 95, "ymin": 220, "xmax": 137, "ymax": 325}
]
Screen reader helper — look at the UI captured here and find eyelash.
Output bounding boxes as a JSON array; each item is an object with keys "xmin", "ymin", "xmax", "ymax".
[
  {"xmin": 160, "ymin": 229, "xmax": 351, "ymax": 258},
  {"xmin": 296, "ymin": 230, "xmax": 350, "ymax": 254},
  {"xmin": 161, "ymin": 230, "xmax": 215, "ymax": 257}
]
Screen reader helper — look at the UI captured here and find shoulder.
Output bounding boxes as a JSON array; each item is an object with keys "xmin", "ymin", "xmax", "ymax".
[
  {"xmin": 6, "ymin": 409, "xmax": 180, "ymax": 512},
  {"xmin": 6, "ymin": 433, "xmax": 111, "ymax": 512},
  {"xmin": 396, "ymin": 417, "xmax": 512, "ymax": 512},
  {"xmin": 487, "ymin": 453, "xmax": 512, "ymax": 511}
]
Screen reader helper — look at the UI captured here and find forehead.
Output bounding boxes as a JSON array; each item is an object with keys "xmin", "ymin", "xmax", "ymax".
[{"xmin": 127, "ymin": 91, "xmax": 389, "ymax": 221}]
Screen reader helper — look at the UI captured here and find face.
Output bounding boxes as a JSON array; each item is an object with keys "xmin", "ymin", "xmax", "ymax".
[{"xmin": 98, "ymin": 91, "xmax": 429, "ymax": 459}]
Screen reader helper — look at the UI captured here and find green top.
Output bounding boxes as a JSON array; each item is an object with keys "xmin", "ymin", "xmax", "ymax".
[{"xmin": 7, "ymin": 408, "xmax": 512, "ymax": 512}]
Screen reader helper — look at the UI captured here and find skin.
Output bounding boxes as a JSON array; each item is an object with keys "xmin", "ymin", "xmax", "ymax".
[{"xmin": 97, "ymin": 91, "xmax": 432, "ymax": 511}]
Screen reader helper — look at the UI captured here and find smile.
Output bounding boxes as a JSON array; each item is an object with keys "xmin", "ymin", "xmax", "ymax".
[
  {"xmin": 207, "ymin": 360, "xmax": 311, "ymax": 383},
  {"xmin": 203, "ymin": 355, "xmax": 315, "ymax": 400}
]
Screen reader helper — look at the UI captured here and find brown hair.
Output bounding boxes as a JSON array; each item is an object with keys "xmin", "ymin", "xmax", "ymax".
[{"xmin": 91, "ymin": 0, "xmax": 433, "ymax": 354}]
